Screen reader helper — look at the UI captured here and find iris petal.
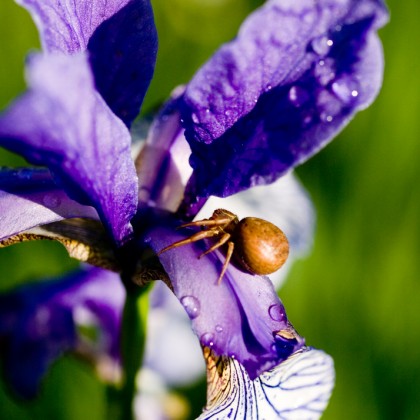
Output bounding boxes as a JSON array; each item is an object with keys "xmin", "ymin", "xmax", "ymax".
[
  {"xmin": 199, "ymin": 347, "xmax": 334, "ymax": 420},
  {"xmin": 145, "ymin": 218, "xmax": 305, "ymax": 379},
  {"xmin": 88, "ymin": 0, "xmax": 158, "ymax": 127},
  {"xmin": 181, "ymin": 0, "xmax": 388, "ymax": 198},
  {"xmin": 17, "ymin": 0, "xmax": 158, "ymax": 127},
  {"xmin": 0, "ymin": 267, "xmax": 124, "ymax": 398},
  {"xmin": 16, "ymin": 0, "xmax": 135, "ymax": 54},
  {"xmin": 0, "ymin": 53, "xmax": 138, "ymax": 244}
]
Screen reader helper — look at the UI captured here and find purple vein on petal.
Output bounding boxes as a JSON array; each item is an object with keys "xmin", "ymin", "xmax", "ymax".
[{"xmin": 15, "ymin": 0, "xmax": 135, "ymax": 54}]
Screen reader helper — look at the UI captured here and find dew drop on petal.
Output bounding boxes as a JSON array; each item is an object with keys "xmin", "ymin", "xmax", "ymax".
[
  {"xmin": 42, "ymin": 194, "xmax": 61, "ymax": 208},
  {"xmin": 314, "ymin": 58, "xmax": 335, "ymax": 86},
  {"xmin": 320, "ymin": 113, "xmax": 334, "ymax": 123},
  {"xmin": 215, "ymin": 325, "xmax": 223, "ymax": 333},
  {"xmin": 288, "ymin": 85, "xmax": 309, "ymax": 107},
  {"xmin": 332, "ymin": 77, "xmax": 361, "ymax": 104},
  {"xmin": 311, "ymin": 35, "xmax": 333, "ymax": 56},
  {"xmin": 191, "ymin": 113, "xmax": 199, "ymax": 124},
  {"xmin": 268, "ymin": 304, "xmax": 285, "ymax": 322},
  {"xmin": 180, "ymin": 296, "xmax": 201, "ymax": 319},
  {"xmin": 200, "ymin": 332, "xmax": 215, "ymax": 347}
]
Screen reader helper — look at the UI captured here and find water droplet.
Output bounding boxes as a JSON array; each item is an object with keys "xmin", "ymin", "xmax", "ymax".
[
  {"xmin": 43, "ymin": 194, "xmax": 60, "ymax": 208},
  {"xmin": 205, "ymin": 108, "xmax": 210, "ymax": 114},
  {"xmin": 332, "ymin": 77, "xmax": 360, "ymax": 104},
  {"xmin": 191, "ymin": 113, "xmax": 199, "ymax": 124},
  {"xmin": 200, "ymin": 332, "xmax": 214, "ymax": 347},
  {"xmin": 303, "ymin": 112, "xmax": 313, "ymax": 126},
  {"xmin": 224, "ymin": 110, "xmax": 231, "ymax": 117},
  {"xmin": 317, "ymin": 89, "xmax": 342, "ymax": 122},
  {"xmin": 288, "ymin": 85, "xmax": 309, "ymax": 107},
  {"xmin": 311, "ymin": 36, "xmax": 333, "ymax": 56},
  {"xmin": 180, "ymin": 296, "xmax": 200, "ymax": 319},
  {"xmin": 320, "ymin": 113, "xmax": 333, "ymax": 123},
  {"xmin": 268, "ymin": 304, "xmax": 285, "ymax": 322},
  {"xmin": 314, "ymin": 58, "xmax": 335, "ymax": 86},
  {"xmin": 265, "ymin": 84, "xmax": 272, "ymax": 91},
  {"xmin": 215, "ymin": 325, "xmax": 223, "ymax": 333}
]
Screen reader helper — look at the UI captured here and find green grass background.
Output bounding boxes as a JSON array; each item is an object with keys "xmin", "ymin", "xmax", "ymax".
[{"xmin": 0, "ymin": 0, "xmax": 419, "ymax": 418}]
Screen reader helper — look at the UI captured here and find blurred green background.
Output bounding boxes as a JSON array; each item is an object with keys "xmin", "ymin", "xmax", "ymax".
[{"xmin": 0, "ymin": 0, "xmax": 419, "ymax": 418}]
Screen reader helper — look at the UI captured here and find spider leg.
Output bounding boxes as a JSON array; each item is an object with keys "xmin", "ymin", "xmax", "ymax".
[
  {"xmin": 217, "ymin": 241, "xmax": 235, "ymax": 285},
  {"xmin": 179, "ymin": 217, "xmax": 234, "ymax": 229},
  {"xmin": 157, "ymin": 229, "xmax": 220, "ymax": 255},
  {"xmin": 198, "ymin": 233, "xmax": 231, "ymax": 258}
]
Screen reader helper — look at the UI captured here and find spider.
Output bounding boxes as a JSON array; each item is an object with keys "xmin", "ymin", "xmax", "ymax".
[{"xmin": 158, "ymin": 209, "xmax": 289, "ymax": 284}]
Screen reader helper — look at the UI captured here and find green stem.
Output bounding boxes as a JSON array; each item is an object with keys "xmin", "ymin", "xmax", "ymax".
[{"xmin": 111, "ymin": 282, "xmax": 149, "ymax": 420}]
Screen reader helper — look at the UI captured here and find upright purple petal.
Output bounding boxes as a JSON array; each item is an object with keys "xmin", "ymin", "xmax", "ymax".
[
  {"xmin": 0, "ymin": 267, "xmax": 124, "ymax": 398},
  {"xmin": 88, "ymin": 0, "xmax": 158, "ymax": 127},
  {"xmin": 144, "ymin": 218, "xmax": 305, "ymax": 379},
  {"xmin": 0, "ymin": 53, "xmax": 138, "ymax": 244},
  {"xmin": 17, "ymin": 0, "xmax": 158, "ymax": 127},
  {"xmin": 0, "ymin": 168, "xmax": 98, "ymax": 241},
  {"xmin": 136, "ymin": 90, "xmax": 193, "ymax": 213},
  {"xmin": 181, "ymin": 0, "xmax": 388, "ymax": 198},
  {"xmin": 16, "ymin": 0, "xmax": 134, "ymax": 54}
]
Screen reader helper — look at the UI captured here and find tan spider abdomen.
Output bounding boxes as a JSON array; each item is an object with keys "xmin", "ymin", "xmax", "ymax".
[{"xmin": 233, "ymin": 217, "xmax": 289, "ymax": 275}]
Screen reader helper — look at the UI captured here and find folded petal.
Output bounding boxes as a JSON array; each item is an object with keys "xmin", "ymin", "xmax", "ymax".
[
  {"xmin": 88, "ymin": 0, "xmax": 158, "ymax": 127},
  {"xmin": 16, "ymin": 0, "xmax": 135, "ymax": 54},
  {"xmin": 0, "ymin": 267, "xmax": 125, "ymax": 398},
  {"xmin": 0, "ymin": 53, "xmax": 138, "ymax": 244},
  {"xmin": 136, "ymin": 90, "xmax": 193, "ymax": 213},
  {"xmin": 199, "ymin": 347, "xmax": 334, "ymax": 420},
  {"xmin": 181, "ymin": 0, "xmax": 388, "ymax": 198},
  {"xmin": 0, "ymin": 167, "xmax": 98, "ymax": 241},
  {"xmin": 145, "ymin": 218, "xmax": 305, "ymax": 380}
]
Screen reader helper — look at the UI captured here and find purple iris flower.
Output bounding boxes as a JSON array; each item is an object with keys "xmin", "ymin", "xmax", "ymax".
[
  {"xmin": 0, "ymin": 267, "xmax": 124, "ymax": 398},
  {"xmin": 0, "ymin": 0, "xmax": 388, "ymax": 416}
]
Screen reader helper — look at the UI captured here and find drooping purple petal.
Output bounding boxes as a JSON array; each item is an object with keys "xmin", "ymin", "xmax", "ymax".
[
  {"xmin": 88, "ymin": 0, "xmax": 158, "ymax": 127},
  {"xmin": 181, "ymin": 0, "xmax": 388, "ymax": 198},
  {"xmin": 144, "ymin": 217, "xmax": 305, "ymax": 379},
  {"xmin": 0, "ymin": 167, "xmax": 98, "ymax": 241},
  {"xmin": 0, "ymin": 53, "xmax": 138, "ymax": 245},
  {"xmin": 0, "ymin": 266, "xmax": 124, "ymax": 398},
  {"xmin": 199, "ymin": 348, "xmax": 334, "ymax": 419},
  {"xmin": 16, "ymin": 0, "xmax": 133, "ymax": 54}
]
